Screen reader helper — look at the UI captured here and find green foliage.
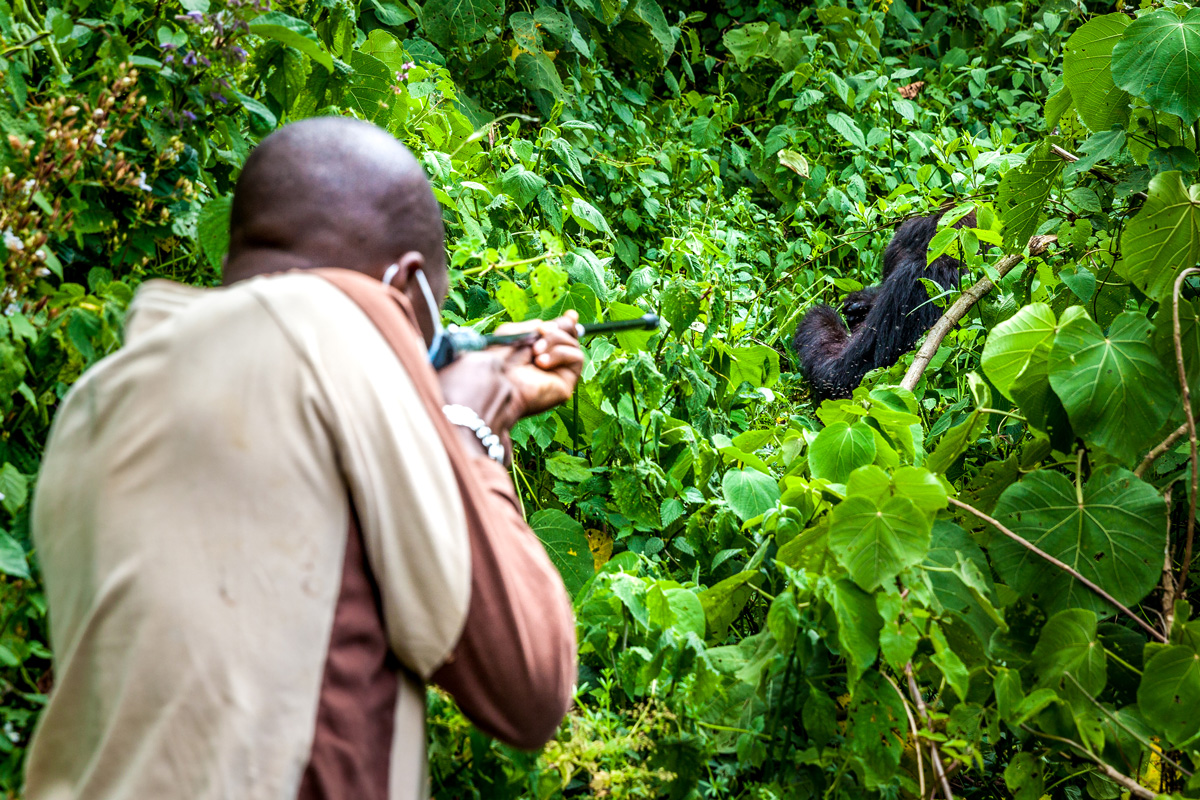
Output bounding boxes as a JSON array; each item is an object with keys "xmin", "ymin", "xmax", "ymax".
[{"xmin": 5, "ymin": 0, "xmax": 1200, "ymax": 796}]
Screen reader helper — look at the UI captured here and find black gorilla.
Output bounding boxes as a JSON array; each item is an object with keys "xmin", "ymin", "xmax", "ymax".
[{"xmin": 792, "ymin": 212, "xmax": 973, "ymax": 402}]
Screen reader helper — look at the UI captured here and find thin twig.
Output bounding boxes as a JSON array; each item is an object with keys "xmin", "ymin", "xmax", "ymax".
[
  {"xmin": 1135, "ymin": 423, "xmax": 1189, "ymax": 478},
  {"xmin": 884, "ymin": 672, "xmax": 926, "ymax": 799},
  {"xmin": 1172, "ymin": 268, "xmax": 1200, "ymax": 594},
  {"xmin": 1049, "ymin": 144, "xmax": 1148, "ymax": 200},
  {"xmin": 900, "ymin": 235, "xmax": 1057, "ymax": 391},
  {"xmin": 905, "ymin": 662, "xmax": 955, "ymax": 800},
  {"xmin": 948, "ymin": 497, "xmax": 1167, "ymax": 643},
  {"xmin": 1163, "ymin": 487, "xmax": 1178, "ymax": 636},
  {"xmin": 1020, "ymin": 724, "xmax": 1156, "ymax": 800}
]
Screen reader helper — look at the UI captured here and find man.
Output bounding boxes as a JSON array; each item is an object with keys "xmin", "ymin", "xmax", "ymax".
[{"xmin": 24, "ymin": 116, "xmax": 580, "ymax": 799}]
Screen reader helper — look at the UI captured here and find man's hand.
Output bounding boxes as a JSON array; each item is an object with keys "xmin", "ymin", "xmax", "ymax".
[
  {"xmin": 497, "ymin": 312, "xmax": 583, "ymax": 418},
  {"xmin": 436, "ymin": 312, "xmax": 582, "ymax": 461}
]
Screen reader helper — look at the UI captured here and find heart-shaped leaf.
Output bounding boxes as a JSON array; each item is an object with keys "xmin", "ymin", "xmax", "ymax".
[
  {"xmin": 1137, "ymin": 643, "xmax": 1200, "ymax": 747},
  {"xmin": 1115, "ymin": 171, "xmax": 1200, "ymax": 302},
  {"xmin": 1111, "ymin": 8, "xmax": 1200, "ymax": 123},
  {"xmin": 722, "ymin": 468, "xmax": 780, "ymax": 521},
  {"xmin": 1049, "ymin": 309, "xmax": 1175, "ymax": 463},
  {"xmin": 990, "ymin": 467, "xmax": 1166, "ymax": 617},
  {"xmin": 809, "ymin": 421, "xmax": 876, "ymax": 484},
  {"xmin": 1062, "ymin": 13, "xmax": 1131, "ymax": 131},
  {"xmin": 830, "ymin": 494, "xmax": 931, "ymax": 591},
  {"xmin": 982, "ymin": 302, "xmax": 1057, "ymax": 401}
]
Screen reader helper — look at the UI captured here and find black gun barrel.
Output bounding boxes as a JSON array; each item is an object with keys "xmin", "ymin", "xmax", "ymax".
[{"xmin": 483, "ymin": 313, "xmax": 659, "ymax": 346}]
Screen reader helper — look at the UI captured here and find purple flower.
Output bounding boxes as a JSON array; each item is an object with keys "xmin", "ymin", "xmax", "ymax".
[
  {"xmin": 175, "ymin": 10, "xmax": 205, "ymax": 22},
  {"xmin": 163, "ymin": 53, "xmax": 174, "ymax": 63},
  {"xmin": 199, "ymin": 54, "xmax": 211, "ymax": 66},
  {"xmin": 402, "ymin": 61, "xmax": 415, "ymax": 70},
  {"xmin": 227, "ymin": 45, "xmax": 247, "ymax": 63},
  {"xmin": 181, "ymin": 110, "xmax": 197, "ymax": 123},
  {"xmin": 160, "ymin": 42, "xmax": 177, "ymax": 50},
  {"xmin": 211, "ymin": 92, "xmax": 228, "ymax": 105},
  {"xmin": 182, "ymin": 50, "xmax": 198, "ymax": 66}
]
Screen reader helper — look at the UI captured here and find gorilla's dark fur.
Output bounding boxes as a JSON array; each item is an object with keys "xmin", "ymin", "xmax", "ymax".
[{"xmin": 792, "ymin": 212, "xmax": 973, "ymax": 402}]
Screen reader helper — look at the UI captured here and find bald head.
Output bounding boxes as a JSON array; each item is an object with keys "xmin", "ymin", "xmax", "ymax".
[{"xmin": 223, "ymin": 117, "xmax": 445, "ymax": 286}]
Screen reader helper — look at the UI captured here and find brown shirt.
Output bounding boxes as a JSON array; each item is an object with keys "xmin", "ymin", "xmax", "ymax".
[{"xmin": 25, "ymin": 271, "xmax": 576, "ymax": 800}]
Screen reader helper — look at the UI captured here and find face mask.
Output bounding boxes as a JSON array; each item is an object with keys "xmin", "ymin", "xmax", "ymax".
[{"xmin": 382, "ymin": 263, "xmax": 454, "ymax": 369}]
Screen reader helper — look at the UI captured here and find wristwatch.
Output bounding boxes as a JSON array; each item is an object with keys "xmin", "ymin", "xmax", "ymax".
[{"xmin": 442, "ymin": 404, "xmax": 507, "ymax": 465}]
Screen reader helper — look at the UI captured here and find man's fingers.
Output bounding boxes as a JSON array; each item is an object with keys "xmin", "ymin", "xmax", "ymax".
[
  {"xmin": 535, "ymin": 343, "xmax": 584, "ymax": 371},
  {"xmin": 494, "ymin": 310, "xmax": 580, "ymax": 339}
]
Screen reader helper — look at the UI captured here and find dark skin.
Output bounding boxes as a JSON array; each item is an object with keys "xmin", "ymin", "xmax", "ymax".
[{"xmin": 223, "ymin": 117, "xmax": 582, "ymax": 455}]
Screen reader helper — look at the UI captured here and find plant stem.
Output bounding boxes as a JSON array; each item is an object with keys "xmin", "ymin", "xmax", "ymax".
[
  {"xmin": 1172, "ymin": 267, "xmax": 1200, "ymax": 594},
  {"xmin": 905, "ymin": 661, "xmax": 955, "ymax": 800},
  {"xmin": 900, "ymin": 234, "xmax": 1057, "ymax": 391},
  {"xmin": 885, "ymin": 671, "xmax": 926, "ymax": 800},
  {"xmin": 1135, "ymin": 422, "xmax": 1189, "ymax": 478},
  {"xmin": 1019, "ymin": 724, "xmax": 1156, "ymax": 800},
  {"xmin": 948, "ymin": 497, "xmax": 1167, "ymax": 643}
]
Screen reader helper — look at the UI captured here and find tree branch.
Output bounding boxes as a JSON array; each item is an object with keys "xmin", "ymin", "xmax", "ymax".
[
  {"xmin": 1172, "ymin": 268, "xmax": 1200, "ymax": 595},
  {"xmin": 884, "ymin": 671, "xmax": 925, "ymax": 800},
  {"xmin": 948, "ymin": 497, "xmax": 1167, "ymax": 643},
  {"xmin": 1020, "ymin": 724, "xmax": 1156, "ymax": 800},
  {"xmin": 900, "ymin": 235, "xmax": 1057, "ymax": 392},
  {"xmin": 1135, "ymin": 422, "xmax": 1189, "ymax": 478},
  {"xmin": 905, "ymin": 661, "xmax": 955, "ymax": 800}
]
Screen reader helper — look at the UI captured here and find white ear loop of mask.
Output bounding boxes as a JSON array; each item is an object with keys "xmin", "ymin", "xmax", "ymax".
[{"xmin": 381, "ymin": 262, "xmax": 402, "ymax": 288}]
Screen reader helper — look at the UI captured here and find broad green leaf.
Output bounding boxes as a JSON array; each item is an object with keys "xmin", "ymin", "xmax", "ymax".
[
  {"xmin": 1004, "ymin": 752, "xmax": 1045, "ymax": 800},
  {"xmin": 830, "ymin": 494, "xmax": 931, "ymax": 592},
  {"xmin": 1111, "ymin": 8, "xmax": 1200, "ymax": 123},
  {"xmin": 249, "ymin": 12, "xmax": 332, "ymax": 71},
  {"xmin": 726, "ymin": 345, "xmax": 780, "ymax": 390},
  {"xmin": 1137, "ymin": 644, "xmax": 1200, "ymax": 747},
  {"xmin": 499, "ymin": 164, "xmax": 546, "ymax": 208},
  {"xmin": 0, "ymin": 464, "xmax": 27, "ymax": 516},
  {"xmin": 345, "ymin": 51, "xmax": 396, "ymax": 126},
  {"xmin": 359, "ymin": 29, "xmax": 413, "ymax": 75},
  {"xmin": 569, "ymin": 197, "xmax": 611, "ymax": 235},
  {"xmin": 808, "ymin": 421, "xmax": 876, "ymax": 484},
  {"xmin": 1031, "ymin": 609, "xmax": 1106, "ymax": 696},
  {"xmin": 699, "ymin": 571, "xmax": 755, "ymax": 641},
  {"xmin": 515, "ymin": 52, "xmax": 566, "ymax": 100},
  {"xmin": 824, "ymin": 578, "xmax": 882, "ymax": 681},
  {"xmin": 664, "ymin": 587, "xmax": 705, "ymax": 638},
  {"xmin": 660, "ymin": 281, "xmax": 702, "ymax": 332},
  {"xmin": 612, "ymin": 0, "xmax": 674, "ymax": 69},
  {"xmin": 0, "ymin": 531, "xmax": 29, "ymax": 580},
  {"xmin": 1062, "ymin": 13, "xmax": 1131, "ymax": 131},
  {"xmin": 530, "ymin": 509, "xmax": 594, "ymax": 596},
  {"xmin": 509, "ymin": 11, "xmax": 542, "ymax": 53},
  {"xmin": 545, "ymin": 453, "xmax": 592, "ymax": 482},
  {"xmin": 197, "ymin": 195, "xmax": 232, "ymax": 271},
  {"xmin": 991, "ymin": 467, "xmax": 1166, "ymax": 616},
  {"xmin": 929, "ymin": 624, "xmax": 970, "ymax": 700},
  {"xmin": 495, "ymin": 280, "xmax": 528, "ymax": 321},
  {"xmin": 845, "ymin": 671, "xmax": 906, "ymax": 787},
  {"xmin": 777, "ymin": 149, "xmax": 809, "ymax": 178},
  {"xmin": 981, "ymin": 302, "xmax": 1056, "ymax": 401},
  {"xmin": 722, "ymin": 468, "xmax": 780, "ymax": 521},
  {"xmin": 722, "ymin": 21, "xmax": 778, "ymax": 68},
  {"xmin": 997, "ymin": 138, "xmax": 1066, "ymax": 250},
  {"xmin": 826, "ymin": 111, "xmax": 866, "ymax": 150},
  {"xmin": 924, "ymin": 521, "xmax": 1004, "ymax": 646},
  {"xmin": 924, "ymin": 410, "xmax": 985, "ymax": 475},
  {"xmin": 531, "ymin": 263, "xmax": 568, "ymax": 308},
  {"xmin": 1115, "ymin": 171, "xmax": 1200, "ymax": 302},
  {"xmin": 1049, "ymin": 309, "xmax": 1175, "ymax": 463},
  {"xmin": 420, "ymin": 0, "xmax": 503, "ymax": 47}
]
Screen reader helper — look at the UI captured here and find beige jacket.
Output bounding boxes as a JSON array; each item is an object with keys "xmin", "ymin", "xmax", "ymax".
[{"xmin": 25, "ymin": 271, "xmax": 576, "ymax": 800}]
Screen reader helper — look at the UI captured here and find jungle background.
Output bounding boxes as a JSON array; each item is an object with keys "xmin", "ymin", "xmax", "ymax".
[{"xmin": 3, "ymin": 0, "xmax": 1200, "ymax": 796}]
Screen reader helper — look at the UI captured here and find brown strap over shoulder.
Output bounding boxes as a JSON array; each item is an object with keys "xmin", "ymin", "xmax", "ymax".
[{"xmin": 313, "ymin": 268, "xmax": 577, "ymax": 752}]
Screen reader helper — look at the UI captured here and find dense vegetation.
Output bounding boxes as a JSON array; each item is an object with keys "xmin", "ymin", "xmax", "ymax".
[{"xmin": 4, "ymin": 0, "xmax": 1200, "ymax": 795}]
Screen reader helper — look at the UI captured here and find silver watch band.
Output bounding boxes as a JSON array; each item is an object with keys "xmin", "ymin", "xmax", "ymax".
[{"xmin": 442, "ymin": 404, "xmax": 507, "ymax": 464}]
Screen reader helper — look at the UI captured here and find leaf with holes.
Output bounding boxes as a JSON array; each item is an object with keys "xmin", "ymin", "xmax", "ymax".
[
  {"xmin": 515, "ymin": 52, "xmax": 565, "ymax": 100},
  {"xmin": 1137, "ymin": 644, "xmax": 1200, "ymax": 747},
  {"xmin": 1049, "ymin": 309, "xmax": 1175, "ymax": 463},
  {"xmin": 844, "ymin": 671, "xmax": 906, "ymax": 787},
  {"xmin": 998, "ymin": 138, "xmax": 1066, "ymax": 250},
  {"xmin": 1111, "ymin": 8, "xmax": 1200, "ymax": 123},
  {"xmin": 990, "ymin": 467, "xmax": 1166, "ymax": 617},
  {"xmin": 1115, "ymin": 171, "xmax": 1200, "ymax": 302},
  {"xmin": 1031, "ymin": 609, "xmax": 1107, "ymax": 696},
  {"xmin": 420, "ymin": 0, "xmax": 504, "ymax": 47},
  {"xmin": 1062, "ymin": 13, "xmax": 1131, "ymax": 131}
]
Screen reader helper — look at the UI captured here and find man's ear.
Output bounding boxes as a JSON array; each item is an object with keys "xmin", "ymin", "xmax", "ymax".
[{"xmin": 383, "ymin": 251, "xmax": 426, "ymax": 289}]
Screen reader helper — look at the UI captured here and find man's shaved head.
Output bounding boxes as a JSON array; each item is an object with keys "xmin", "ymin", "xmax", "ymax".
[{"xmin": 223, "ymin": 117, "xmax": 445, "ymax": 289}]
